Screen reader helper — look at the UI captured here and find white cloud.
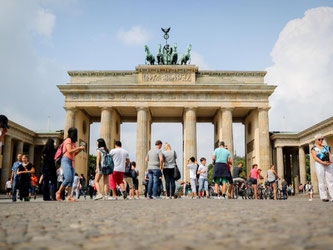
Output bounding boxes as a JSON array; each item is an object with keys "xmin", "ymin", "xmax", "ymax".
[
  {"xmin": 34, "ymin": 8, "xmax": 56, "ymax": 38},
  {"xmin": 191, "ymin": 51, "xmax": 210, "ymax": 69},
  {"xmin": 116, "ymin": 26, "xmax": 151, "ymax": 45},
  {"xmin": 266, "ymin": 7, "xmax": 333, "ymax": 132}
]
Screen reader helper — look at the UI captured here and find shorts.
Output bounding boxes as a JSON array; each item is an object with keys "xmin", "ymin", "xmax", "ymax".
[
  {"xmin": 249, "ymin": 178, "xmax": 257, "ymax": 185},
  {"xmin": 190, "ymin": 178, "xmax": 197, "ymax": 193},
  {"xmin": 199, "ymin": 178, "xmax": 208, "ymax": 191},
  {"xmin": 29, "ymin": 185, "xmax": 36, "ymax": 193},
  {"xmin": 109, "ymin": 171, "xmax": 124, "ymax": 190},
  {"xmin": 6, "ymin": 188, "xmax": 12, "ymax": 193},
  {"xmin": 133, "ymin": 179, "xmax": 139, "ymax": 190},
  {"xmin": 124, "ymin": 177, "xmax": 134, "ymax": 189},
  {"xmin": 214, "ymin": 177, "xmax": 228, "ymax": 184}
]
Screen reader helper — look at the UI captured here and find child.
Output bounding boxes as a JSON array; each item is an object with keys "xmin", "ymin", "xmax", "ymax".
[
  {"xmin": 30, "ymin": 173, "xmax": 38, "ymax": 200},
  {"xmin": 5, "ymin": 178, "xmax": 12, "ymax": 198},
  {"xmin": 308, "ymin": 182, "xmax": 313, "ymax": 201},
  {"xmin": 197, "ymin": 157, "xmax": 209, "ymax": 198},
  {"xmin": 186, "ymin": 157, "xmax": 198, "ymax": 199}
]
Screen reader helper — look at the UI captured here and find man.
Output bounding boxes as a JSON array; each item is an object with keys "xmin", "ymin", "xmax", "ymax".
[
  {"xmin": 109, "ymin": 141, "xmax": 130, "ymax": 200},
  {"xmin": 0, "ymin": 115, "xmax": 9, "ymax": 148},
  {"xmin": 145, "ymin": 140, "xmax": 164, "ymax": 199},
  {"xmin": 10, "ymin": 154, "xmax": 22, "ymax": 202}
]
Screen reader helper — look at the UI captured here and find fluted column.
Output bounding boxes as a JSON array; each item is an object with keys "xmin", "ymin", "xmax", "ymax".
[
  {"xmin": 258, "ymin": 108, "xmax": 271, "ymax": 176},
  {"xmin": 299, "ymin": 146, "xmax": 307, "ymax": 185},
  {"xmin": 136, "ymin": 107, "xmax": 149, "ymax": 191},
  {"xmin": 276, "ymin": 146, "xmax": 284, "ymax": 187},
  {"xmin": 221, "ymin": 108, "xmax": 234, "ymax": 161},
  {"xmin": 64, "ymin": 107, "xmax": 76, "ymax": 137},
  {"xmin": 183, "ymin": 108, "xmax": 197, "ymax": 182},
  {"xmin": 309, "ymin": 143, "xmax": 318, "ymax": 193},
  {"xmin": 16, "ymin": 141, "xmax": 24, "ymax": 155},
  {"xmin": 29, "ymin": 144, "xmax": 35, "ymax": 164},
  {"xmin": 1, "ymin": 136, "xmax": 12, "ymax": 191},
  {"xmin": 100, "ymin": 108, "xmax": 112, "ymax": 150}
]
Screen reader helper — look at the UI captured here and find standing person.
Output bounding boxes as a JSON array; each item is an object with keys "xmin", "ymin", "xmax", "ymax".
[
  {"xmin": 56, "ymin": 167, "xmax": 65, "ymax": 200},
  {"xmin": 145, "ymin": 140, "xmax": 164, "ymax": 199},
  {"xmin": 143, "ymin": 170, "xmax": 149, "ymax": 198},
  {"xmin": 281, "ymin": 179, "xmax": 288, "ymax": 199},
  {"xmin": 186, "ymin": 157, "xmax": 198, "ymax": 199},
  {"xmin": 124, "ymin": 162, "xmax": 135, "ymax": 199},
  {"xmin": 0, "ymin": 115, "xmax": 9, "ymax": 147},
  {"xmin": 162, "ymin": 142, "xmax": 177, "ymax": 199},
  {"xmin": 94, "ymin": 138, "xmax": 111, "ymax": 200},
  {"xmin": 88, "ymin": 174, "xmax": 95, "ymax": 199},
  {"xmin": 17, "ymin": 155, "xmax": 35, "ymax": 201},
  {"xmin": 267, "ymin": 165, "xmax": 279, "ymax": 200},
  {"xmin": 248, "ymin": 164, "xmax": 263, "ymax": 200},
  {"xmin": 308, "ymin": 181, "xmax": 313, "ymax": 201},
  {"xmin": 30, "ymin": 173, "xmax": 38, "ymax": 200},
  {"xmin": 10, "ymin": 154, "xmax": 22, "ymax": 202},
  {"xmin": 56, "ymin": 127, "xmax": 85, "ymax": 202},
  {"xmin": 131, "ymin": 162, "xmax": 140, "ymax": 199},
  {"xmin": 41, "ymin": 139, "xmax": 57, "ymax": 201},
  {"xmin": 78, "ymin": 174, "xmax": 87, "ymax": 200},
  {"xmin": 72, "ymin": 173, "xmax": 80, "ymax": 199},
  {"xmin": 5, "ymin": 179, "xmax": 12, "ymax": 198},
  {"xmin": 212, "ymin": 141, "xmax": 232, "ymax": 199},
  {"xmin": 311, "ymin": 134, "xmax": 333, "ymax": 202},
  {"xmin": 109, "ymin": 141, "xmax": 130, "ymax": 200},
  {"xmin": 198, "ymin": 157, "xmax": 209, "ymax": 198}
]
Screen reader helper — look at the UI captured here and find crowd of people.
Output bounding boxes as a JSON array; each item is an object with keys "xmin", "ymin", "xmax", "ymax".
[{"xmin": 1, "ymin": 117, "xmax": 333, "ymax": 203}]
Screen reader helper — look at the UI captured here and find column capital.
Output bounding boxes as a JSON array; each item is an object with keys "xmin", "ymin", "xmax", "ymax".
[
  {"xmin": 220, "ymin": 107, "xmax": 234, "ymax": 112},
  {"xmin": 275, "ymin": 146, "xmax": 283, "ymax": 149},
  {"xmin": 100, "ymin": 106, "xmax": 113, "ymax": 111},
  {"xmin": 136, "ymin": 106, "xmax": 149, "ymax": 111},
  {"xmin": 184, "ymin": 107, "xmax": 197, "ymax": 112},
  {"xmin": 258, "ymin": 107, "xmax": 271, "ymax": 112},
  {"xmin": 64, "ymin": 106, "xmax": 77, "ymax": 112}
]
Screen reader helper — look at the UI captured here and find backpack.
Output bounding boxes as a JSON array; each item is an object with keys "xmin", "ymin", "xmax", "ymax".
[
  {"xmin": 131, "ymin": 169, "xmax": 138, "ymax": 179},
  {"xmin": 54, "ymin": 142, "xmax": 64, "ymax": 167},
  {"xmin": 125, "ymin": 163, "xmax": 132, "ymax": 177},
  {"xmin": 99, "ymin": 149, "xmax": 114, "ymax": 175}
]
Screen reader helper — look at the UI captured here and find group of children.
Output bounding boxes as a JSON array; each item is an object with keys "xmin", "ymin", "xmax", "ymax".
[{"xmin": 186, "ymin": 157, "xmax": 210, "ymax": 198}]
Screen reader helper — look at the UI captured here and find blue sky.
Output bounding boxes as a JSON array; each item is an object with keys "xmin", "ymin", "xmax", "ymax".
[{"xmin": 1, "ymin": 0, "xmax": 333, "ymax": 165}]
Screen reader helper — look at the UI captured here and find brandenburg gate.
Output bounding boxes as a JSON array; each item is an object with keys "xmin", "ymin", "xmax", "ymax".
[{"xmin": 58, "ymin": 65, "xmax": 276, "ymax": 188}]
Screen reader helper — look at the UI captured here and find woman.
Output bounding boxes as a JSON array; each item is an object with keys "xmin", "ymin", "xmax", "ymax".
[
  {"xmin": 143, "ymin": 170, "xmax": 149, "ymax": 198},
  {"xmin": 162, "ymin": 143, "xmax": 177, "ymax": 199},
  {"xmin": 311, "ymin": 134, "xmax": 333, "ymax": 202},
  {"xmin": 131, "ymin": 162, "xmax": 140, "ymax": 199},
  {"xmin": 17, "ymin": 155, "xmax": 35, "ymax": 201},
  {"xmin": 267, "ymin": 165, "xmax": 279, "ymax": 200},
  {"xmin": 94, "ymin": 138, "xmax": 110, "ymax": 200},
  {"xmin": 248, "ymin": 164, "xmax": 263, "ymax": 200},
  {"xmin": 56, "ymin": 127, "xmax": 84, "ymax": 202},
  {"xmin": 42, "ymin": 139, "xmax": 57, "ymax": 201}
]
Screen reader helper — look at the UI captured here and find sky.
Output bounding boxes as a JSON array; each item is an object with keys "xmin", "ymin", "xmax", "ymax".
[{"xmin": 1, "ymin": 0, "xmax": 333, "ymax": 167}]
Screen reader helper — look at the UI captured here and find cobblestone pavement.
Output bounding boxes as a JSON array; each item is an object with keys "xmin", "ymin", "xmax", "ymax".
[{"xmin": 0, "ymin": 196, "xmax": 333, "ymax": 250}]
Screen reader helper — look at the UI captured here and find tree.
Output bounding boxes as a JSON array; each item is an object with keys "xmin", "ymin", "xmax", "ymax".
[
  {"xmin": 88, "ymin": 154, "xmax": 96, "ymax": 176},
  {"xmin": 306, "ymin": 155, "xmax": 311, "ymax": 181},
  {"xmin": 208, "ymin": 163, "xmax": 214, "ymax": 184}
]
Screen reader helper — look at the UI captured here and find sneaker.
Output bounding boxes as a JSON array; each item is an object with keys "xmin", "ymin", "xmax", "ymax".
[
  {"xmin": 322, "ymin": 199, "xmax": 329, "ymax": 202},
  {"xmin": 108, "ymin": 197, "xmax": 117, "ymax": 201},
  {"xmin": 103, "ymin": 196, "xmax": 108, "ymax": 201},
  {"xmin": 94, "ymin": 194, "xmax": 103, "ymax": 200},
  {"xmin": 166, "ymin": 196, "xmax": 171, "ymax": 200},
  {"xmin": 221, "ymin": 196, "xmax": 226, "ymax": 200},
  {"xmin": 122, "ymin": 191, "xmax": 128, "ymax": 200},
  {"xmin": 171, "ymin": 196, "xmax": 175, "ymax": 199},
  {"xmin": 309, "ymin": 198, "xmax": 312, "ymax": 201},
  {"xmin": 153, "ymin": 196, "xmax": 162, "ymax": 199}
]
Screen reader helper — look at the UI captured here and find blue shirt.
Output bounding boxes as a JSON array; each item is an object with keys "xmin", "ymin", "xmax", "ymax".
[
  {"xmin": 12, "ymin": 161, "xmax": 22, "ymax": 179},
  {"xmin": 214, "ymin": 147, "xmax": 230, "ymax": 163}
]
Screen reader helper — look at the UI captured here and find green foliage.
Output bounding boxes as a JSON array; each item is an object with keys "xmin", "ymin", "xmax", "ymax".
[
  {"xmin": 306, "ymin": 155, "xmax": 311, "ymax": 182},
  {"xmin": 88, "ymin": 154, "xmax": 97, "ymax": 176},
  {"xmin": 208, "ymin": 164, "xmax": 214, "ymax": 184}
]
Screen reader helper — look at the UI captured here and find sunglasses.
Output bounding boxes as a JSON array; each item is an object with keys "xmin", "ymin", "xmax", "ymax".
[{"xmin": 317, "ymin": 138, "xmax": 324, "ymax": 141}]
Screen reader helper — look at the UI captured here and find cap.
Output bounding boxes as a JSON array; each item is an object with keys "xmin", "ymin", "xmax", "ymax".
[{"xmin": 0, "ymin": 115, "xmax": 9, "ymax": 129}]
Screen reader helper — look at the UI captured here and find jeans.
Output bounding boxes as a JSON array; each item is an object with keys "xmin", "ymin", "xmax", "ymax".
[
  {"xmin": 199, "ymin": 178, "xmax": 208, "ymax": 191},
  {"xmin": 71, "ymin": 185, "xmax": 79, "ymax": 199},
  {"xmin": 12, "ymin": 177, "xmax": 19, "ymax": 201},
  {"xmin": 61, "ymin": 157, "xmax": 75, "ymax": 187},
  {"xmin": 163, "ymin": 168, "xmax": 175, "ymax": 197},
  {"xmin": 42, "ymin": 168, "xmax": 57, "ymax": 200},
  {"xmin": 148, "ymin": 169, "xmax": 162, "ymax": 197},
  {"xmin": 78, "ymin": 189, "xmax": 86, "ymax": 199}
]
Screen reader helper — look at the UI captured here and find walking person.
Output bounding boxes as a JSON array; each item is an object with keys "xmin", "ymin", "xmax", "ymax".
[
  {"xmin": 162, "ymin": 142, "xmax": 177, "ymax": 199},
  {"xmin": 10, "ymin": 154, "xmax": 22, "ymax": 202},
  {"xmin": 88, "ymin": 174, "xmax": 95, "ymax": 199},
  {"xmin": 17, "ymin": 155, "xmax": 35, "ymax": 201},
  {"xmin": 78, "ymin": 174, "xmax": 87, "ymax": 200},
  {"xmin": 308, "ymin": 181, "xmax": 314, "ymax": 201},
  {"xmin": 186, "ymin": 157, "xmax": 198, "ymax": 199},
  {"xmin": 267, "ymin": 165, "xmax": 279, "ymax": 200},
  {"xmin": 212, "ymin": 141, "xmax": 232, "ymax": 199},
  {"xmin": 311, "ymin": 134, "xmax": 333, "ymax": 202},
  {"xmin": 5, "ymin": 179, "xmax": 12, "ymax": 198},
  {"xmin": 124, "ymin": 162, "xmax": 135, "ymax": 199},
  {"xmin": 109, "ymin": 141, "xmax": 130, "ymax": 200},
  {"xmin": 41, "ymin": 139, "xmax": 57, "ymax": 201},
  {"xmin": 198, "ymin": 157, "xmax": 209, "ymax": 198},
  {"xmin": 281, "ymin": 179, "xmax": 288, "ymax": 199},
  {"xmin": 146, "ymin": 140, "xmax": 164, "ymax": 199},
  {"xmin": 131, "ymin": 162, "xmax": 140, "ymax": 199},
  {"xmin": 248, "ymin": 164, "xmax": 263, "ymax": 200},
  {"xmin": 56, "ymin": 127, "xmax": 85, "ymax": 202}
]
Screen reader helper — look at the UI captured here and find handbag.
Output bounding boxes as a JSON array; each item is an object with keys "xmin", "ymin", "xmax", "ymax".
[{"xmin": 172, "ymin": 150, "xmax": 181, "ymax": 180}]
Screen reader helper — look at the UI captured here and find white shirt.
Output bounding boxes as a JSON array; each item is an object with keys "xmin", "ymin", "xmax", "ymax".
[
  {"xmin": 198, "ymin": 165, "xmax": 208, "ymax": 179},
  {"xmin": 110, "ymin": 147, "xmax": 129, "ymax": 172},
  {"xmin": 6, "ymin": 180, "xmax": 11, "ymax": 189},
  {"xmin": 187, "ymin": 163, "xmax": 198, "ymax": 179}
]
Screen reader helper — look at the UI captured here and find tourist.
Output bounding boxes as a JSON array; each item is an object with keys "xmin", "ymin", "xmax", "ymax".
[
  {"xmin": 29, "ymin": 173, "xmax": 38, "ymax": 200},
  {"xmin": 311, "ymin": 134, "xmax": 333, "ymax": 202},
  {"xmin": 162, "ymin": 142, "xmax": 177, "ymax": 199},
  {"xmin": 124, "ymin": 162, "xmax": 135, "ymax": 199},
  {"xmin": 42, "ymin": 139, "xmax": 57, "ymax": 201},
  {"xmin": 72, "ymin": 173, "xmax": 80, "ymax": 199},
  {"xmin": 0, "ymin": 115, "xmax": 9, "ymax": 147},
  {"xmin": 146, "ymin": 140, "xmax": 164, "ymax": 199},
  {"xmin": 10, "ymin": 153, "xmax": 22, "ymax": 202},
  {"xmin": 56, "ymin": 127, "xmax": 85, "ymax": 202},
  {"xmin": 248, "ymin": 164, "xmax": 263, "ymax": 200},
  {"xmin": 233, "ymin": 162, "xmax": 245, "ymax": 183},
  {"xmin": 281, "ymin": 179, "xmax": 288, "ymax": 199},
  {"xmin": 267, "ymin": 165, "xmax": 279, "ymax": 200},
  {"xmin": 94, "ymin": 138, "xmax": 111, "ymax": 200},
  {"xmin": 212, "ymin": 141, "xmax": 232, "ymax": 199},
  {"xmin": 198, "ymin": 157, "xmax": 209, "ymax": 198},
  {"xmin": 56, "ymin": 167, "xmax": 65, "ymax": 200},
  {"xmin": 299, "ymin": 183, "xmax": 303, "ymax": 194},
  {"xmin": 17, "ymin": 155, "xmax": 35, "ymax": 201},
  {"xmin": 88, "ymin": 174, "xmax": 95, "ymax": 199},
  {"xmin": 5, "ymin": 179, "xmax": 12, "ymax": 198},
  {"xmin": 78, "ymin": 174, "xmax": 87, "ymax": 200},
  {"xmin": 109, "ymin": 141, "xmax": 130, "ymax": 200},
  {"xmin": 131, "ymin": 162, "xmax": 140, "ymax": 199},
  {"xmin": 143, "ymin": 170, "xmax": 149, "ymax": 198},
  {"xmin": 186, "ymin": 157, "xmax": 198, "ymax": 199},
  {"xmin": 308, "ymin": 181, "xmax": 313, "ymax": 201}
]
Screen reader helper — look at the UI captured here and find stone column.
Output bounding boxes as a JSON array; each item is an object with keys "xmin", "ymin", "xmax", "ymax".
[
  {"xmin": 16, "ymin": 141, "xmax": 24, "ymax": 155},
  {"xmin": 309, "ymin": 143, "xmax": 318, "ymax": 194},
  {"xmin": 1, "ymin": 136, "xmax": 12, "ymax": 191},
  {"xmin": 258, "ymin": 108, "xmax": 271, "ymax": 177},
  {"xmin": 110, "ymin": 110, "xmax": 121, "ymax": 149},
  {"xmin": 299, "ymin": 146, "xmax": 307, "ymax": 185},
  {"xmin": 100, "ymin": 108, "xmax": 112, "ymax": 150},
  {"xmin": 221, "ymin": 108, "xmax": 234, "ymax": 161},
  {"xmin": 29, "ymin": 144, "xmax": 35, "ymax": 164},
  {"xmin": 136, "ymin": 107, "xmax": 149, "ymax": 192},
  {"xmin": 64, "ymin": 107, "xmax": 76, "ymax": 137},
  {"xmin": 292, "ymin": 151, "xmax": 299, "ymax": 194},
  {"xmin": 183, "ymin": 108, "xmax": 197, "ymax": 182},
  {"xmin": 276, "ymin": 146, "xmax": 284, "ymax": 187}
]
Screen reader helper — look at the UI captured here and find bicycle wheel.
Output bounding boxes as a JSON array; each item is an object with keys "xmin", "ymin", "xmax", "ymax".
[{"xmin": 233, "ymin": 185, "xmax": 239, "ymax": 200}]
